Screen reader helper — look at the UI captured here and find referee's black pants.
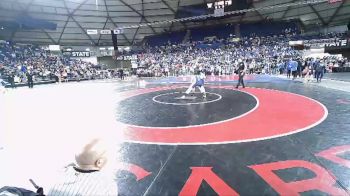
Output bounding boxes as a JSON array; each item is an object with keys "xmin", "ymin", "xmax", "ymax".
[
  {"xmin": 236, "ymin": 74, "xmax": 245, "ymax": 88},
  {"xmin": 28, "ymin": 80, "xmax": 34, "ymax": 88},
  {"xmin": 10, "ymin": 81, "xmax": 15, "ymax": 88}
]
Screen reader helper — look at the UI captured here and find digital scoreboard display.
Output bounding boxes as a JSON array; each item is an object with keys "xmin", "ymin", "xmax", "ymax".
[
  {"xmin": 175, "ymin": 0, "xmax": 252, "ymax": 20},
  {"xmin": 207, "ymin": 0, "xmax": 232, "ymax": 10}
]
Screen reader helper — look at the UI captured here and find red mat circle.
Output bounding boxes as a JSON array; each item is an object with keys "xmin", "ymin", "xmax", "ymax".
[{"xmin": 116, "ymin": 86, "xmax": 327, "ymax": 145}]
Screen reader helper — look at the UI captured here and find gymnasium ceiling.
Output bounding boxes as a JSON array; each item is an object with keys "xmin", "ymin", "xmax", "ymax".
[{"xmin": 0, "ymin": 0, "xmax": 349, "ymax": 46}]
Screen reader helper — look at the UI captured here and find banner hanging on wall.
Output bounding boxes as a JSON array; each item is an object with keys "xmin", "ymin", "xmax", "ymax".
[{"xmin": 62, "ymin": 51, "xmax": 91, "ymax": 57}]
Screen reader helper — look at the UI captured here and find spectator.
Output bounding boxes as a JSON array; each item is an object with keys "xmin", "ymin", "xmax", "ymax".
[
  {"xmin": 315, "ymin": 60, "xmax": 325, "ymax": 83},
  {"xmin": 0, "ymin": 42, "xmax": 113, "ymax": 87},
  {"xmin": 119, "ymin": 69, "xmax": 124, "ymax": 80},
  {"xmin": 290, "ymin": 59, "xmax": 298, "ymax": 80},
  {"xmin": 133, "ymin": 30, "xmax": 348, "ymax": 78},
  {"xmin": 287, "ymin": 61, "xmax": 292, "ymax": 79},
  {"xmin": 26, "ymin": 70, "xmax": 34, "ymax": 88},
  {"xmin": 8, "ymin": 73, "xmax": 15, "ymax": 88}
]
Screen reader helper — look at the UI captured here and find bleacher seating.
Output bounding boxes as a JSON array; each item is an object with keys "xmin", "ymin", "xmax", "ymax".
[
  {"xmin": 190, "ymin": 24, "xmax": 234, "ymax": 41},
  {"xmin": 144, "ymin": 21, "xmax": 301, "ymax": 47},
  {"xmin": 0, "ymin": 41, "xmax": 113, "ymax": 88},
  {"xmin": 240, "ymin": 21, "xmax": 300, "ymax": 37},
  {"xmin": 146, "ymin": 31, "xmax": 186, "ymax": 47}
]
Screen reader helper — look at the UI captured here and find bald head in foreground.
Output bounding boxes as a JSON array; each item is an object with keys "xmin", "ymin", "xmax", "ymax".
[
  {"xmin": 47, "ymin": 138, "xmax": 118, "ymax": 196},
  {"xmin": 75, "ymin": 138, "xmax": 109, "ymax": 171}
]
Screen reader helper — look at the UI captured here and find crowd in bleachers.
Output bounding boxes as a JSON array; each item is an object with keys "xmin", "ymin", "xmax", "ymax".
[
  {"xmin": 139, "ymin": 32, "xmax": 300, "ymax": 76},
  {"xmin": 1, "ymin": 22, "xmax": 349, "ymax": 87},
  {"xmin": 0, "ymin": 42, "xmax": 115, "ymax": 88},
  {"xmin": 138, "ymin": 28, "xmax": 349, "ymax": 78}
]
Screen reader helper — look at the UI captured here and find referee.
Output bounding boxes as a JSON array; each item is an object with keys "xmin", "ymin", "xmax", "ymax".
[{"xmin": 236, "ymin": 61, "xmax": 246, "ymax": 89}]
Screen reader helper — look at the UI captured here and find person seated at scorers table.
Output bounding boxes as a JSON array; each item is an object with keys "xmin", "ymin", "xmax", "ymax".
[{"xmin": 47, "ymin": 138, "xmax": 118, "ymax": 196}]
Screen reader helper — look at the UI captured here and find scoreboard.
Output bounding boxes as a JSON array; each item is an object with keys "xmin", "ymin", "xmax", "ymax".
[
  {"xmin": 207, "ymin": 0, "xmax": 232, "ymax": 9},
  {"xmin": 207, "ymin": 0, "xmax": 251, "ymax": 12},
  {"xmin": 175, "ymin": 0, "xmax": 251, "ymax": 19}
]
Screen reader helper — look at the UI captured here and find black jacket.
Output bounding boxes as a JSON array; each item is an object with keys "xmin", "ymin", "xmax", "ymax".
[
  {"xmin": 26, "ymin": 73, "xmax": 33, "ymax": 81},
  {"xmin": 238, "ymin": 63, "xmax": 245, "ymax": 76}
]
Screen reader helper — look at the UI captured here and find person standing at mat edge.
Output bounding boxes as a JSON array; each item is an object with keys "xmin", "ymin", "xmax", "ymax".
[
  {"xmin": 236, "ymin": 61, "xmax": 245, "ymax": 88},
  {"xmin": 315, "ymin": 59, "xmax": 325, "ymax": 83},
  {"xmin": 8, "ymin": 72, "xmax": 15, "ymax": 89},
  {"xmin": 290, "ymin": 59, "xmax": 298, "ymax": 80},
  {"xmin": 26, "ymin": 70, "xmax": 34, "ymax": 88},
  {"xmin": 119, "ymin": 69, "xmax": 124, "ymax": 80}
]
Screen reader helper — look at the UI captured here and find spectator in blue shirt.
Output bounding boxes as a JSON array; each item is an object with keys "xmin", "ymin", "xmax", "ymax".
[
  {"xmin": 278, "ymin": 61, "xmax": 285, "ymax": 75},
  {"xmin": 312, "ymin": 59, "xmax": 320, "ymax": 78},
  {"xmin": 287, "ymin": 60, "xmax": 292, "ymax": 78},
  {"xmin": 315, "ymin": 60, "xmax": 325, "ymax": 82},
  {"xmin": 290, "ymin": 59, "xmax": 298, "ymax": 80}
]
